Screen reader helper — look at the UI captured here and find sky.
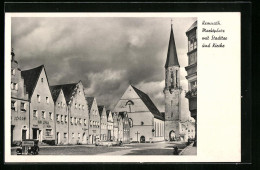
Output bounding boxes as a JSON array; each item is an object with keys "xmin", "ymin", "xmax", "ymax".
[{"xmin": 11, "ymin": 17, "xmax": 196, "ymax": 120}]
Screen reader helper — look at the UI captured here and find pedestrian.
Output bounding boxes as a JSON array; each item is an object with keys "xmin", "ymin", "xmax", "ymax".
[{"xmin": 173, "ymin": 146, "xmax": 179, "ymax": 155}]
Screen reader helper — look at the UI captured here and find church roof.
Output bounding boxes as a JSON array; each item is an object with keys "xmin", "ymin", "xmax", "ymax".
[
  {"xmin": 165, "ymin": 25, "xmax": 180, "ymax": 68},
  {"xmin": 131, "ymin": 85, "xmax": 164, "ymax": 120},
  {"xmin": 186, "ymin": 20, "xmax": 197, "ymax": 34},
  {"xmin": 21, "ymin": 65, "xmax": 44, "ymax": 99},
  {"xmin": 50, "ymin": 83, "xmax": 77, "ymax": 104},
  {"xmin": 86, "ymin": 97, "xmax": 95, "ymax": 111}
]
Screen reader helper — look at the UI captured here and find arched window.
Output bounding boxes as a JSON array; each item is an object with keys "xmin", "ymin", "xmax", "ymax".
[{"xmin": 129, "ymin": 118, "xmax": 133, "ymax": 128}]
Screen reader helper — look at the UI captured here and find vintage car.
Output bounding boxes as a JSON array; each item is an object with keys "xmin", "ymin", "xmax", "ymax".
[{"xmin": 16, "ymin": 140, "xmax": 39, "ymax": 155}]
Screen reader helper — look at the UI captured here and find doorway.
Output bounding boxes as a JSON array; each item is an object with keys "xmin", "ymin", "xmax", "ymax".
[
  {"xmin": 32, "ymin": 128, "xmax": 38, "ymax": 139},
  {"xmin": 39, "ymin": 130, "xmax": 42, "ymax": 142},
  {"xmin": 140, "ymin": 136, "xmax": 145, "ymax": 143},
  {"xmin": 57, "ymin": 132, "xmax": 60, "ymax": 144},
  {"xmin": 22, "ymin": 129, "xmax": 27, "ymax": 140},
  {"xmin": 169, "ymin": 130, "xmax": 176, "ymax": 141}
]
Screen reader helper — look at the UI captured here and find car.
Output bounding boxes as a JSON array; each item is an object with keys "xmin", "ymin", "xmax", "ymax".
[{"xmin": 16, "ymin": 139, "xmax": 39, "ymax": 155}]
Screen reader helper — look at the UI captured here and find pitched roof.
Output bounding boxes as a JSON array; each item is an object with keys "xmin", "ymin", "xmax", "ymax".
[
  {"xmin": 49, "ymin": 86, "xmax": 62, "ymax": 103},
  {"xmin": 86, "ymin": 97, "xmax": 95, "ymax": 111},
  {"xmin": 131, "ymin": 85, "xmax": 164, "ymax": 120},
  {"xmin": 118, "ymin": 112, "xmax": 126, "ymax": 119},
  {"xmin": 106, "ymin": 110, "xmax": 111, "ymax": 117},
  {"xmin": 98, "ymin": 105, "xmax": 105, "ymax": 116},
  {"xmin": 21, "ymin": 65, "xmax": 44, "ymax": 99},
  {"xmin": 50, "ymin": 83, "xmax": 77, "ymax": 104},
  {"xmin": 165, "ymin": 25, "xmax": 180, "ymax": 68},
  {"xmin": 186, "ymin": 20, "xmax": 197, "ymax": 34}
]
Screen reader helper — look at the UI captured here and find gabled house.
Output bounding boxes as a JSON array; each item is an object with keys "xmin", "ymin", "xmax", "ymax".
[
  {"xmin": 50, "ymin": 87, "xmax": 68, "ymax": 144},
  {"xmin": 86, "ymin": 97, "xmax": 100, "ymax": 144},
  {"xmin": 50, "ymin": 81, "xmax": 89, "ymax": 144},
  {"xmin": 106, "ymin": 110, "xmax": 114, "ymax": 141},
  {"xmin": 114, "ymin": 85, "xmax": 164, "ymax": 143},
  {"xmin": 112, "ymin": 112, "xmax": 119, "ymax": 141},
  {"xmin": 21, "ymin": 65, "xmax": 55, "ymax": 144},
  {"xmin": 98, "ymin": 105, "xmax": 107, "ymax": 141}
]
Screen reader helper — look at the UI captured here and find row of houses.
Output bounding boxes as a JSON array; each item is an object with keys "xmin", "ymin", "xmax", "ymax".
[{"xmin": 11, "ymin": 50, "xmax": 130, "ymax": 145}]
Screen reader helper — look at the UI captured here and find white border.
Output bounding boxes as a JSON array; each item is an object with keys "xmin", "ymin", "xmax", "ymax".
[{"xmin": 5, "ymin": 12, "xmax": 241, "ymax": 162}]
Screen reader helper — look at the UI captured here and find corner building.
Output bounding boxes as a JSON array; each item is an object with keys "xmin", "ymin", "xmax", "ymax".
[{"xmin": 11, "ymin": 50, "xmax": 30, "ymax": 145}]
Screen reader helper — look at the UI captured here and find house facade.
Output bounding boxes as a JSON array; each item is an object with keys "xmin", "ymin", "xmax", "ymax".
[
  {"xmin": 106, "ymin": 110, "xmax": 114, "ymax": 141},
  {"xmin": 86, "ymin": 97, "xmax": 100, "ymax": 144},
  {"xmin": 185, "ymin": 20, "xmax": 197, "ymax": 146},
  {"xmin": 112, "ymin": 112, "xmax": 119, "ymax": 141},
  {"xmin": 22, "ymin": 65, "xmax": 55, "ymax": 144},
  {"xmin": 98, "ymin": 106, "xmax": 107, "ymax": 141},
  {"xmin": 11, "ymin": 50, "xmax": 30, "ymax": 145},
  {"xmin": 50, "ymin": 87, "xmax": 68, "ymax": 144},
  {"xmin": 51, "ymin": 81, "xmax": 89, "ymax": 144}
]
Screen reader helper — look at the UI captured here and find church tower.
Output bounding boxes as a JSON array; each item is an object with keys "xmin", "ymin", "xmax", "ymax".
[{"xmin": 164, "ymin": 22, "xmax": 182, "ymax": 141}]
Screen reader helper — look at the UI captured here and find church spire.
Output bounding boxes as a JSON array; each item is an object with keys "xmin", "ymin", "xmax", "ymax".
[{"xmin": 165, "ymin": 21, "xmax": 180, "ymax": 68}]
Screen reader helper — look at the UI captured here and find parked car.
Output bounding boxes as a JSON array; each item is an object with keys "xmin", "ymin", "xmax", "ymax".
[{"xmin": 16, "ymin": 140, "xmax": 39, "ymax": 155}]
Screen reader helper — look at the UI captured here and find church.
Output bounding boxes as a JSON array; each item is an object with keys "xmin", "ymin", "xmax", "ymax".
[{"xmin": 113, "ymin": 85, "xmax": 165, "ymax": 142}]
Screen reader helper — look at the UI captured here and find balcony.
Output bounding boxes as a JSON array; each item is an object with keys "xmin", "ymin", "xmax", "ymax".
[{"xmin": 185, "ymin": 87, "xmax": 197, "ymax": 99}]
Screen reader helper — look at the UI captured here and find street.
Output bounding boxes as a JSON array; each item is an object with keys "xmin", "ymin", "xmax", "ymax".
[{"xmin": 11, "ymin": 141, "xmax": 190, "ymax": 155}]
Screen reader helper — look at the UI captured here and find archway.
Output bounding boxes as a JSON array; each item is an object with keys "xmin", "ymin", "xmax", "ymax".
[
  {"xmin": 169, "ymin": 130, "xmax": 176, "ymax": 141},
  {"xmin": 140, "ymin": 136, "xmax": 145, "ymax": 143}
]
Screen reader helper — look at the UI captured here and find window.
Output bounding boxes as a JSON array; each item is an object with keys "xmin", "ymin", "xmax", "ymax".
[
  {"xmin": 74, "ymin": 117, "xmax": 77, "ymax": 124},
  {"xmin": 75, "ymin": 103, "xmax": 77, "ymax": 108},
  {"xmin": 190, "ymin": 80, "xmax": 197, "ymax": 89},
  {"xmin": 64, "ymin": 133, "xmax": 67, "ymax": 138},
  {"xmin": 57, "ymin": 114, "xmax": 60, "ymax": 122},
  {"xmin": 194, "ymin": 39, "xmax": 197, "ymax": 49},
  {"xmin": 82, "ymin": 105, "xmax": 84, "ymax": 110},
  {"xmin": 11, "ymin": 101, "xmax": 16, "ymax": 111},
  {"xmin": 20, "ymin": 102, "xmax": 26, "ymax": 111},
  {"xmin": 72, "ymin": 133, "xmax": 75, "ymax": 139},
  {"xmin": 61, "ymin": 115, "xmax": 64, "ymax": 122},
  {"xmin": 65, "ymin": 115, "xmax": 68, "ymax": 123},
  {"xmin": 11, "ymin": 69, "xmax": 15, "ymax": 75},
  {"xmin": 79, "ymin": 118, "xmax": 82, "ymax": 125},
  {"xmin": 42, "ymin": 111, "xmax": 46, "ymax": 119},
  {"xmin": 58, "ymin": 102, "xmax": 60, "ymax": 107},
  {"xmin": 84, "ymin": 119, "xmax": 87, "ymax": 126},
  {"xmin": 78, "ymin": 133, "xmax": 81, "ymax": 139},
  {"xmin": 11, "ymin": 82, "xmax": 18, "ymax": 90},
  {"xmin": 46, "ymin": 129, "xmax": 53, "ymax": 136},
  {"xmin": 129, "ymin": 118, "xmax": 133, "ymax": 128},
  {"xmin": 37, "ymin": 95, "xmax": 41, "ymax": 102},
  {"xmin": 33, "ymin": 110, "xmax": 38, "ymax": 118},
  {"xmin": 70, "ymin": 117, "xmax": 73, "ymax": 124},
  {"xmin": 49, "ymin": 112, "xmax": 53, "ymax": 120},
  {"xmin": 46, "ymin": 97, "xmax": 49, "ymax": 103},
  {"xmin": 79, "ymin": 104, "xmax": 81, "ymax": 110},
  {"xmin": 41, "ymin": 78, "xmax": 44, "ymax": 82}
]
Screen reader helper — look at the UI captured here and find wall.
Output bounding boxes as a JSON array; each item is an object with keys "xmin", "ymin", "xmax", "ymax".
[{"xmin": 88, "ymin": 98, "xmax": 100, "ymax": 144}]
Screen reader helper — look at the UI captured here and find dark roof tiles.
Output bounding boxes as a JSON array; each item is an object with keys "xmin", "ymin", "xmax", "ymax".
[
  {"xmin": 50, "ymin": 83, "xmax": 77, "ymax": 104},
  {"xmin": 86, "ymin": 97, "xmax": 95, "ymax": 111},
  {"xmin": 21, "ymin": 65, "xmax": 44, "ymax": 99}
]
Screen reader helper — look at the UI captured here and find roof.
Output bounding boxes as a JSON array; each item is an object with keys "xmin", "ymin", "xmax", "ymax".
[
  {"xmin": 98, "ymin": 105, "xmax": 105, "ymax": 116},
  {"xmin": 86, "ymin": 97, "xmax": 95, "ymax": 111},
  {"xmin": 50, "ymin": 83, "xmax": 77, "ymax": 104},
  {"xmin": 21, "ymin": 65, "xmax": 44, "ymax": 99},
  {"xmin": 165, "ymin": 25, "xmax": 180, "ymax": 68},
  {"xmin": 118, "ymin": 112, "xmax": 126, "ymax": 119},
  {"xmin": 131, "ymin": 85, "xmax": 164, "ymax": 120},
  {"xmin": 186, "ymin": 20, "xmax": 197, "ymax": 34},
  {"xmin": 106, "ymin": 110, "xmax": 111, "ymax": 117},
  {"xmin": 49, "ymin": 86, "xmax": 62, "ymax": 103}
]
